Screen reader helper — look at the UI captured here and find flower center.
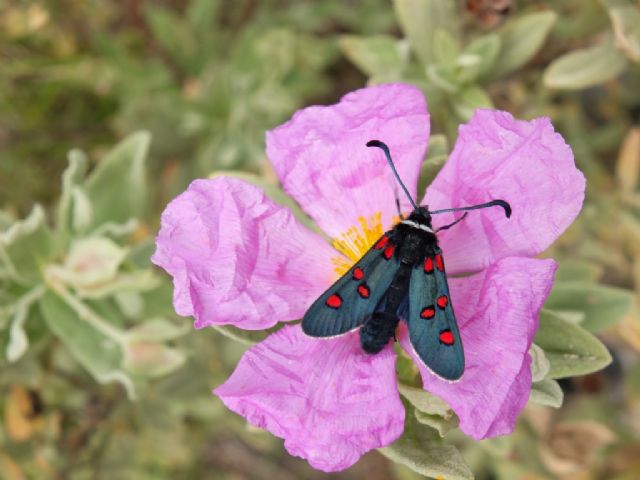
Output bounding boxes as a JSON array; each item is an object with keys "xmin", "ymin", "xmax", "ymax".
[{"xmin": 331, "ymin": 212, "xmax": 389, "ymax": 277}]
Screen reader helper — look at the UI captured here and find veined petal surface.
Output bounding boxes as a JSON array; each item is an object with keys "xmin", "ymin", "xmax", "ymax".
[
  {"xmin": 215, "ymin": 325, "xmax": 404, "ymax": 472},
  {"xmin": 152, "ymin": 178, "xmax": 337, "ymax": 330}
]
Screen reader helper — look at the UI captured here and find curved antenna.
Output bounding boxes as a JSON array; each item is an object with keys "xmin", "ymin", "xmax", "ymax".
[
  {"xmin": 430, "ymin": 199, "xmax": 512, "ymax": 218},
  {"xmin": 366, "ymin": 140, "xmax": 418, "ymax": 210}
]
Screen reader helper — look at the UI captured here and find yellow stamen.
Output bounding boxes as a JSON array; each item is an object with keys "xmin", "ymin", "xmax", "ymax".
[{"xmin": 331, "ymin": 211, "xmax": 411, "ymax": 277}]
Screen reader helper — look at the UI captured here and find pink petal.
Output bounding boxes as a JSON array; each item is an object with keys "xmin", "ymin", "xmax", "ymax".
[
  {"xmin": 424, "ymin": 110, "xmax": 584, "ymax": 274},
  {"xmin": 214, "ymin": 324, "xmax": 405, "ymax": 472},
  {"xmin": 400, "ymin": 257, "xmax": 557, "ymax": 439},
  {"xmin": 151, "ymin": 178, "xmax": 337, "ymax": 330},
  {"xmin": 267, "ymin": 83, "xmax": 430, "ymax": 238}
]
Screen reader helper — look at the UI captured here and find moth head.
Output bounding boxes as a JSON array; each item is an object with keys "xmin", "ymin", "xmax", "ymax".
[{"xmin": 407, "ymin": 206, "xmax": 433, "ymax": 227}]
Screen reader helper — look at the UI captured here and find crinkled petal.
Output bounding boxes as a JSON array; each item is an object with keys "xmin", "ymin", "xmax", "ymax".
[
  {"xmin": 214, "ymin": 324, "xmax": 405, "ymax": 472},
  {"xmin": 267, "ymin": 83, "xmax": 430, "ymax": 238},
  {"xmin": 399, "ymin": 257, "xmax": 557, "ymax": 439},
  {"xmin": 151, "ymin": 178, "xmax": 337, "ymax": 330},
  {"xmin": 424, "ymin": 110, "xmax": 584, "ymax": 274}
]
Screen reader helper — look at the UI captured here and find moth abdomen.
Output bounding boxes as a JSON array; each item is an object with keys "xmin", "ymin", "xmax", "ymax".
[{"xmin": 359, "ymin": 312, "xmax": 400, "ymax": 354}]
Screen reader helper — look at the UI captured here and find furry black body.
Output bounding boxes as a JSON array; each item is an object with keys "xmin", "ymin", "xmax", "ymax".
[{"xmin": 359, "ymin": 207, "xmax": 437, "ymax": 354}]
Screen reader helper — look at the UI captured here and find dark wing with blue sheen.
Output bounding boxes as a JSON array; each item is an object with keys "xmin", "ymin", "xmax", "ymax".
[
  {"xmin": 302, "ymin": 234, "xmax": 401, "ymax": 337},
  {"xmin": 405, "ymin": 248, "xmax": 464, "ymax": 381}
]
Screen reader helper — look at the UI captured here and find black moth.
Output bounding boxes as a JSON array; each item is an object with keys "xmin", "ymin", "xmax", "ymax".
[{"xmin": 302, "ymin": 140, "xmax": 511, "ymax": 381}]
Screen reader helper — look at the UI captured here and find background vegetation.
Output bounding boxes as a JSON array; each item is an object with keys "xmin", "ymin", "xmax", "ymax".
[{"xmin": 1, "ymin": 0, "xmax": 640, "ymax": 478}]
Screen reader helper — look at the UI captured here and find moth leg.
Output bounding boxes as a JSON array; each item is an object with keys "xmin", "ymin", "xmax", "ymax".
[{"xmin": 435, "ymin": 212, "xmax": 469, "ymax": 232}]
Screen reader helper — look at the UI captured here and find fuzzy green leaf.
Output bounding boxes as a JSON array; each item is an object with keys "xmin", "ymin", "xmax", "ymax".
[
  {"xmin": 491, "ymin": 11, "xmax": 557, "ymax": 78},
  {"xmin": 414, "ymin": 409, "xmax": 459, "ymax": 437},
  {"xmin": 398, "ymin": 383, "xmax": 452, "ymax": 417},
  {"xmin": 0, "ymin": 205, "xmax": 54, "ymax": 285},
  {"xmin": 544, "ymin": 36, "xmax": 628, "ymax": 89},
  {"xmin": 122, "ymin": 341, "xmax": 185, "ymax": 378},
  {"xmin": 535, "ymin": 310, "xmax": 612, "ymax": 379},
  {"xmin": 544, "ymin": 281, "xmax": 633, "ymax": 332},
  {"xmin": 393, "ymin": 0, "xmax": 460, "ymax": 65},
  {"xmin": 530, "ymin": 343, "xmax": 551, "ymax": 382},
  {"xmin": 39, "ymin": 290, "xmax": 136, "ymax": 398},
  {"xmin": 530, "ymin": 377, "xmax": 564, "ymax": 408},
  {"xmin": 459, "ymin": 33, "xmax": 501, "ymax": 83},
  {"xmin": 381, "ymin": 411, "xmax": 472, "ymax": 480},
  {"xmin": 85, "ymin": 131, "xmax": 150, "ymax": 230},
  {"xmin": 554, "ymin": 260, "xmax": 602, "ymax": 282},
  {"xmin": 56, "ymin": 149, "xmax": 89, "ymax": 238},
  {"xmin": 451, "ymin": 84, "xmax": 493, "ymax": 120},
  {"xmin": 607, "ymin": 4, "xmax": 640, "ymax": 62},
  {"xmin": 339, "ymin": 35, "xmax": 408, "ymax": 77}
]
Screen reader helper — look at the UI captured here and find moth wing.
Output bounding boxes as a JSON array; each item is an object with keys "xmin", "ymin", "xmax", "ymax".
[
  {"xmin": 302, "ymin": 234, "xmax": 401, "ymax": 337},
  {"xmin": 405, "ymin": 249, "xmax": 465, "ymax": 381}
]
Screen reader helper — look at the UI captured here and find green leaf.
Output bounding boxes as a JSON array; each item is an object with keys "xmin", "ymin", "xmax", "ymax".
[
  {"xmin": 426, "ymin": 64, "xmax": 459, "ymax": 93},
  {"xmin": 534, "ymin": 310, "xmax": 612, "ymax": 379},
  {"xmin": 544, "ymin": 281, "xmax": 633, "ymax": 332},
  {"xmin": 75, "ymin": 270, "xmax": 160, "ymax": 300},
  {"xmin": 608, "ymin": 4, "xmax": 640, "ymax": 62},
  {"xmin": 5, "ymin": 285, "xmax": 46, "ymax": 362},
  {"xmin": 85, "ymin": 131, "xmax": 151, "ymax": 230},
  {"xmin": 393, "ymin": 0, "xmax": 460, "ymax": 65},
  {"xmin": 56, "ymin": 237, "xmax": 128, "ymax": 291},
  {"xmin": 56, "ymin": 149, "xmax": 89, "ymax": 239},
  {"xmin": 491, "ymin": 11, "xmax": 558, "ymax": 78},
  {"xmin": 529, "ymin": 343, "xmax": 550, "ymax": 382},
  {"xmin": 414, "ymin": 409, "xmax": 459, "ymax": 437},
  {"xmin": 459, "ymin": 33, "xmax": 501, "ymax": 83},
  {"xmin": 381, "ymin": 409, "xmax": 473, "ymax": 480},
  {"xmin": 451, "ymin": 84, "xmax": 493, "ymax": 120},
  {"xmin": 433, "ymin": 29, "xmax": 461, "ymax": 67},
  {"xmin": 339, "ymin": 35, "xmax": 408, "ymax": 77},
  {"xmin": 0, "ymin": 205, "xmax": 53, "ymax": 285},
  {"xmin": 543, "ymin": 35, "xmax": 628, "ymax": 90},
  {"xmin": 39, "ymin": 290, "xmax": 136, "ymax": 399},
  {"xmin": 123, "ymin": 341, "xmax": 185, "ymax": 378},
  {"xmin": 418, "ymin": 134, "xmax": 449, "ymax": 193},
  {"xmin": 554, "ymin": 260, "xmax": 602, "ymax": 282},
  {"xmin": 530, "ymin": 377, "xmax": 564, "ymax": 408},
  {"xmin": 398, "ymin": 383, "xmax": 452, "ymax": 417},
  {"xmin": 126, "ymin": 318, "xmax": 189, "ymax": 342},
  {"xmin": 70, "ymin": 186, "xmax": 93, "ymax": 233}
]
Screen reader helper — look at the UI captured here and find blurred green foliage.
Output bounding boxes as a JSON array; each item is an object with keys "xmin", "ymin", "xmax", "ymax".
[{"xmin": 2, "ymin": 0, "xmax": 640, "ymax": 479}]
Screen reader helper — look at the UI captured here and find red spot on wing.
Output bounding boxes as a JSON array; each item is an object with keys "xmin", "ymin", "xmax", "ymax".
[
  {"xmin": 435, "ymin": 254, "xmax": 444, "ymax": 272},
  {"xmin": 374, "ymin": 236, "xmax": 389, "ymax": 250},
  {"xmin": 420, "ymin": 306, "xmax": 435, "ymax": 319},
  {"xmin": 326, "ymin": 294, "xmax": 342, "ymax": 309},
  {"xmin": 383, "ymin": 244, "xmax": 395, "ymax": 260},
  {"xmin": 424, "ymin": 257, "xmax": 434, "ymax": 273},
  {"xmin": 352, "ymin": 267, "xmax": 364, "ymax": 281},
  {"xmin": 437, "ymin": 295, "xmax": 448, "ymax": 309},
  {"xmin": 439, "ymin": 329, "xmax": 454, "ymax": 345},
  {"xmin": 357, "ymin": 283, "xmax": 370, "ymax": 299}
]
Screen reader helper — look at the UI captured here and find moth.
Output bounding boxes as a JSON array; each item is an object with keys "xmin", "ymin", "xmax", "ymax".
[{"xmin": 302, "ymin": 140, "xmax": 511, "ymax": 381}]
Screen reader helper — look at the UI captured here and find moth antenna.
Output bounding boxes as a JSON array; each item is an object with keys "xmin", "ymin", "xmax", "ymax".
[
  {"xmin": 367, "ymin": 140, "xmax": 418, "ymax": 210},
  {"xmin": 430, "ymin": 199, "xmax": 512, "ymax": 218}
]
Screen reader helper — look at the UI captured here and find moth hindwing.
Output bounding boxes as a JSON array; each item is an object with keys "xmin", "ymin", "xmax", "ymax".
[{"xmin": 405, "ymin": 247, "xmax": 464, "ymax": 381}]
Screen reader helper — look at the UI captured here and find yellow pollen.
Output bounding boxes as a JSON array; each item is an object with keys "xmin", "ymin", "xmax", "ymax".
[{"xmin": 331, "ymin": 212, "xmax": 386, "ymax": 277}]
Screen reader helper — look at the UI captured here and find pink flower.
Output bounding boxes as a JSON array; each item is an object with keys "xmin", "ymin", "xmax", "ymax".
[{"xmin": 152, "ymin": 84, "xmax": 584, "ymax": 472}]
